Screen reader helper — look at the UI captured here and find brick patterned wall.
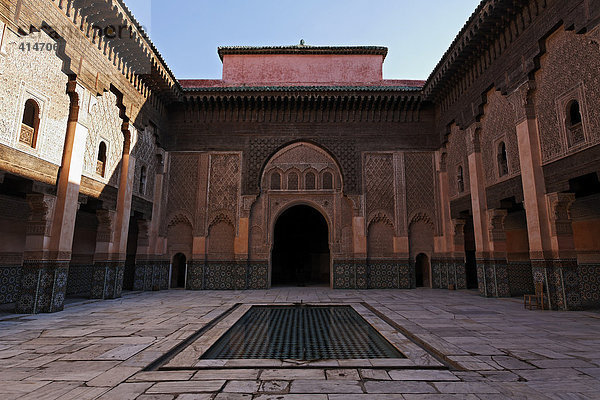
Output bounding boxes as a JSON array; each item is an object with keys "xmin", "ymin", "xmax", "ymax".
[
  {"xmin": 405, "ymin": 152, "xmax": 436, "ymax": 220},
  {"xmin": 367, "ymin": 220, "xmax": 394, "ymax": 258},
  {"xmin": 207, "ymin": 220, "xmax": 235, "ymax": 261},
  {"xmin": 207, "ymin": 153, "xmax": 240, "ymax": 230},
  {"xmin": 165, "ymin": 153, "xmax": 199, "ymax": 229},
  {"xmin": 364, "ymin": 153, "xmax": 394, "ymax": 226}
]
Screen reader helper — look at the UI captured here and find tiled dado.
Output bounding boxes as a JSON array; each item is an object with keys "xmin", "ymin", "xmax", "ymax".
[
  {"xmin": 90, "ymin": 262, "xmax": 124, "ymax": 300},
  {"xmin": 185, "ymin": 261, "xmax": 270, "ymax": 290},
  {"xmin": 66, "ymin": 264, "xmax": 93, "ymax": 297},
  {"xmin": 579, "ymin": 263, "xmax": 600, "ymax": 309},
  {"xmin": 431, "ymin": 259, "xmax": 467, "ymax": 290},
  {"xmin": 0, "ymin": 264, "xmax": 22, "ymax": 304},
  {"xmin": 133, "ymin": 261, "xmax": 169, "ymax": 291},
  {"xmin": 532, "ymin": 259, "xmax": 581, "ymax": 310},
  {"xmin": 507, "ymin": 261, "xmax": 534, "ymax": 296},
  {"xmin": 333, "ymin": 260, "xmax": 411, "ymax": 289},
  {"xmin": 16, "ymin": 260, "xmax": 69, "ymax": 314}
]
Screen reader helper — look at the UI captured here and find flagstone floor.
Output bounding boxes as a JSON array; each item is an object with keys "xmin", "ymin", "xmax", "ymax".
[{"xmin": 1, "ymin": 288, "xmax": 599, "ymax": 399}]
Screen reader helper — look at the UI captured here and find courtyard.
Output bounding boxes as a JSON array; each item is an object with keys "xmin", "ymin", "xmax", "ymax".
[{"xmin": 0, "ymin": 288, "xmax": 599, "ymax": 399}]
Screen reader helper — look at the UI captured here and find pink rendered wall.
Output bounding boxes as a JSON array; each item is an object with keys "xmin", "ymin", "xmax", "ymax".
[{"xmin": 222, "ymin": 54, "xmax": 384, "ymax": 85}]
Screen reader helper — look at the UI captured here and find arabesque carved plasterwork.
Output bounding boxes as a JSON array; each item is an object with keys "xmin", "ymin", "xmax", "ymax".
[{"xmin": 85, "ymin": 91, "xmax": 124, "ymax": 187}]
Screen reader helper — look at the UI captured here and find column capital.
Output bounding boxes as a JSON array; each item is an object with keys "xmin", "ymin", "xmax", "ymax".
[
  {"xmin": 508, "ymin": 80, "xmax": 537, "ymax": 123},
  {"xmin": 122, "ymin": 121, "xmax": 131, "ymax": 154},
  {"xmin": 437, "ymin": 149, "xmax": 448, "ymax": 173},
  {"xmin": 466, "ymin": 123, "xmax": 481, "ymax": 155},
  {"xmin": 26, "ymin": 193, "xmax": 56, "ymax": 237},
  {"xmin": 66, "ymin": 80, "xmax": 80, "ymax": 123},
  {"xmin": 487, "ymin": 208, "xmax": 508, "ymax": 242},
  {"xmin": 546, "ymin": 192, "xmax": 576, "ymax": 237},
  {"xmin": 96, "ymin": 208, "xmax": 116, "ymax": 243},
  {"xmin": 137, "ymin": 219, "xmax": 150, "ymax": 248},
  {"xmin": 451, "ymin": 218, "xmax": 466, "ymax": 252}
]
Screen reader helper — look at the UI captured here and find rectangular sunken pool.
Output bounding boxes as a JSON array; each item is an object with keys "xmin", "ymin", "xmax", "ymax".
[{"xmin": 200, "ymin": 305, "xmax": 405, "ymax": 360}]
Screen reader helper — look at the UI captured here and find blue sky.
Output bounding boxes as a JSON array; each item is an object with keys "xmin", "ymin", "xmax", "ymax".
[{"xmin": 124, "ymin": 0, "xmax": 481, "ymax": 80}]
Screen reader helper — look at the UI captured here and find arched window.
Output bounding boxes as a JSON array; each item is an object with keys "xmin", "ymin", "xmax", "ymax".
[
  {"xmin": 97, "ymin": 141, "xmax": 107, "ymax": 177},
  {"xmin": 497, "ymin": 142, "xmax": 508, "ymax": 177},
  {"xmin": 270, "ymin": 171, "xmax": 281, "ymax": 190},
  {"xmin": 568, "ymin": 101, "xmax": 582, "ymax": 126},
  {"xmin": 287, "ymin": 172, "xmax": 299, "ymax": 190},
  {"xmin": 322, "ymin": 172, "xmax": 333, "ymax": 190},
  {"xmin": 457, "ymin": 166, "xmax": 465, "ymax": 193},
  {"xmin": 566, "ymin": 100, "xmax": 584, "ymax": 146},
  {"xmin": 305, "ymin": 172, "xmax": 316, "ymax": 190},
  {"xmin": 20, "ymin": 99, "xmax": 40, "ymax": 147},
  {"xmin": 139, "ymin": 166, "xmax": 147, "ymax": 194}
]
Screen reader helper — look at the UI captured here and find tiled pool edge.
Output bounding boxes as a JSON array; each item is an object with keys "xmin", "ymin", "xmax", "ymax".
[{"xmin": 156, "ymin": 302, "xmax": 446, "ymax": 370}]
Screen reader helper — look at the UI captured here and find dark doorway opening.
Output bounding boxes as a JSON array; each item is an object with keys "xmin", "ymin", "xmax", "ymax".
[
  {"xmin": 415, "ymin": 253, "xmax": 430, "ymax": 288},
  {"xmin": 272, "ymin": 205, "xmax": 330, "ymax": 287},
  {"xmin": 463, "ymin": 215, "xmax": 478, "ymax": 289},
  {"xmin": 124, "ymin": 214, "xmax": 140, "ymax": 291},
  {"xmin": 171, "ymin": 253, "xmax": 187, "ymax": 288}
]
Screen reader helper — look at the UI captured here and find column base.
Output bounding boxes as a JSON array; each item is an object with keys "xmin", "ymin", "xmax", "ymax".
[
  {"xmin": 90, "ymin": 261, "xmax": 124, "ymax": 299},
  {"xmin": 476, "ymin": 259, "xmax": 510, "ymax": 298},
  {"xmin": 16, "ymin": 260, "xmax": 69, "ymax": 314},
  {"xmin": 532, "ymin": 259, "xmax": 581, "ymax": 310}
]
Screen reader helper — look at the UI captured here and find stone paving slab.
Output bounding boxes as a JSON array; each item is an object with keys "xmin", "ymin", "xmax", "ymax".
[{"xmin": 0, "ymin": 288, "xmax": 599, "ymax": 399}]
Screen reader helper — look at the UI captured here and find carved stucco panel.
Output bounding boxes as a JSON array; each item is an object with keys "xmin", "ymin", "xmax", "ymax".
[{"xmin": 0, "ymin": 30, "xmax": 69, "ymax": 166}]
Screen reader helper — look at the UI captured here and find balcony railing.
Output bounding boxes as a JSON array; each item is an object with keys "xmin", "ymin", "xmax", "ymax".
[{"xmin": 19, "ymin": 124, "xmax": 35, "ymax": 147}]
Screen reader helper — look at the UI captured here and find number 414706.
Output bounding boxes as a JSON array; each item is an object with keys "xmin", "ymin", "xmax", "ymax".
[{"xmin": 19, "ymin": 42, "xmax": 58, "ymax": 52}]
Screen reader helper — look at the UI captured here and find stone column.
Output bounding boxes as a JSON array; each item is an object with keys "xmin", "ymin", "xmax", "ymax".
[
  {"xmin": 17, "ymin": 193, "xmax": 63, "ymax": 314},
  {"xmin": 90, "ymin": 123, "xmax": 134, "ymax": 299},
  {"xmin": 451, "ymin": 218, "xmax": 467, "ymax": 289},
  {"xmin": 432, "ymin": 150, "xmax": 450, "ymax": 288},
  {"xmin": 509, "ymin": 81, "xmax": 580, "ymax": 310},
  {"xmin": 487, "ymin": 208, "xmax": 510, "ymax": 297},
  {"xmin": 17, "ymin": 81, "xmax": 87, "ymax": 313},
  {"xmin": 508, "ymin": 82, "xmax": 553, "ymax": 260},
  {"xmin": 135, "ymin": 151, "xmax": 169, "ymax": 291},
  {"xmin": 466, "ymin": 124, "xmax": 492, "ymax": 296},
  {"xmin": 541, "ymin": 192, "xmax": 579, "ymax": 310},
  {"xmin": 133, "ymin": 219, "xmax": 164, "ymax": 292},
  {"xmin": 91, "ymin": 208, "xmax": 118, "ymax": 299}
]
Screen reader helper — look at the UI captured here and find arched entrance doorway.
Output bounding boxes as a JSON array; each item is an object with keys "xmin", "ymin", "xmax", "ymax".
[
  {"xmin": 171, "ymin": 253, "xmax": 187, "ymax": 289},
  {"xmin": 415, "ymin": 253, "xmax": 430, "ymax": 288},
  {"xmin": 272, "ymin": 205, "xmax": 330, "ymax": 287}
]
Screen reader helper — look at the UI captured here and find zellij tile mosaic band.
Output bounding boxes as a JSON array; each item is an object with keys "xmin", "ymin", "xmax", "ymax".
[{"xmin": 201, "ymin": 305, "xmax": 406, "ymax": 360}]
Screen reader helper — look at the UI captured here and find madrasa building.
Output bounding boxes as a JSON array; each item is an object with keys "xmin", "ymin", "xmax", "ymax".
[{"xmin": 0, "ymin": 0, "xmax": 599, "ymax": 313}]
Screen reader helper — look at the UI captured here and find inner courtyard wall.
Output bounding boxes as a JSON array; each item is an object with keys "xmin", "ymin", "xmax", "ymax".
[{"xmin": 0, "ymin": 0, "xmax": 598, "ymax": 312}]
